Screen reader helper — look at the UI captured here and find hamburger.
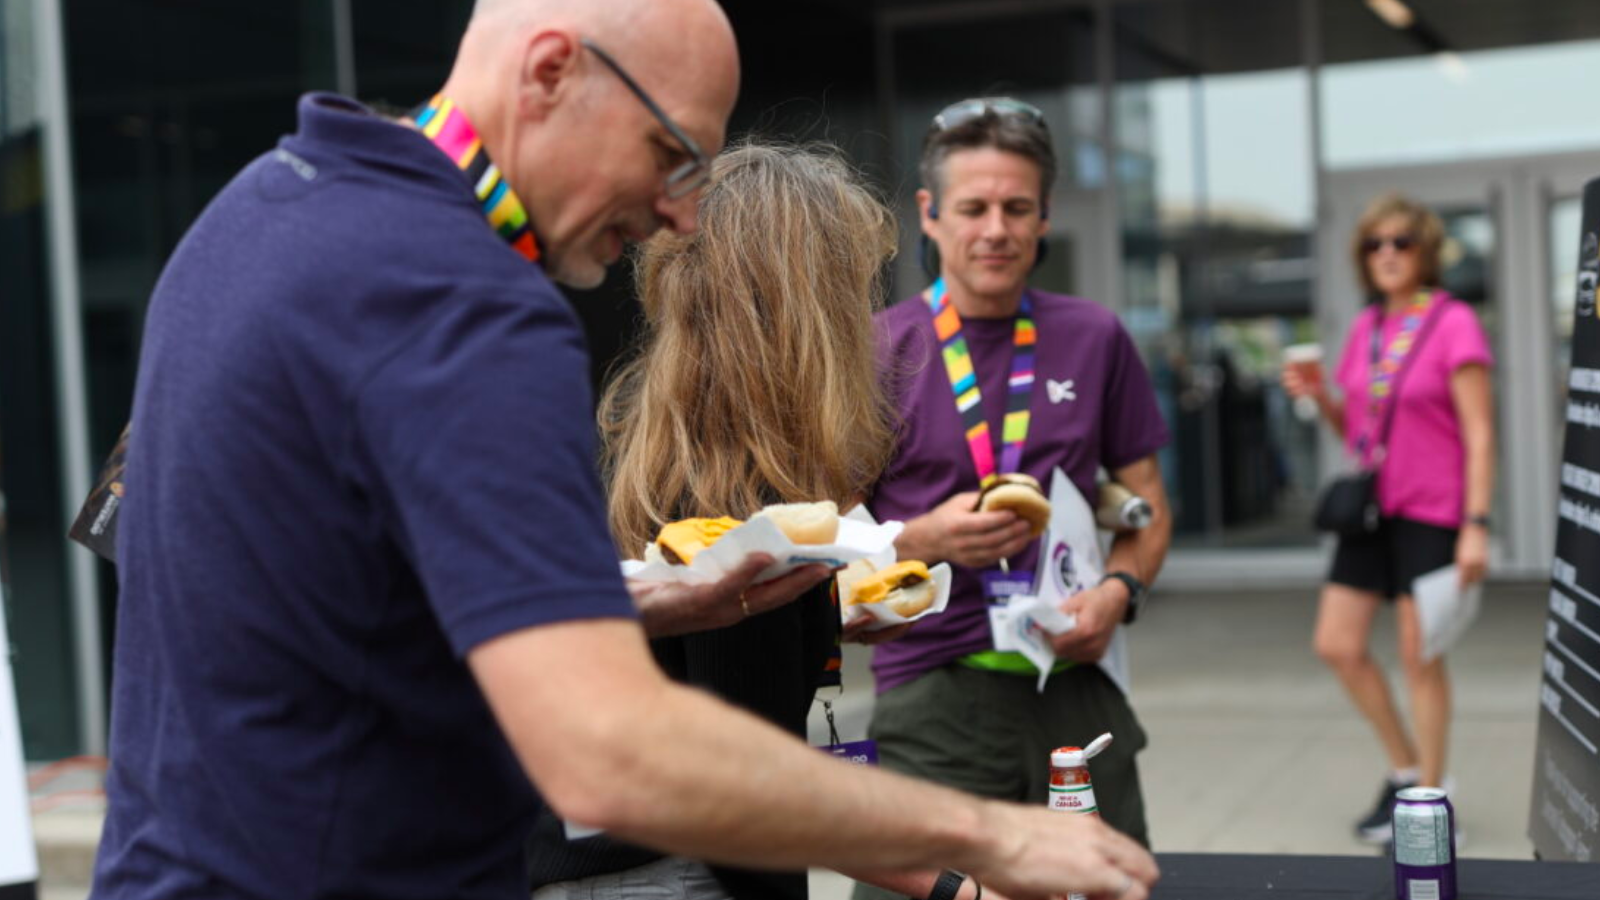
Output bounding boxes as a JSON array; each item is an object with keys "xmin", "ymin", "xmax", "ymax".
[
  {"xmin": 652, "ymin": 516, "xmax": 743, "ymax": 565},
  {"xmin": 843, "ymin": 560, "xmax": 936, "ymax": 618},
  {"xmin": 975, "ymin": 473, "xmax": 1051, "ymax": 538},
  {"xmin": 751, "ymin": 500, "xmax": 840, "ymax": 545}
]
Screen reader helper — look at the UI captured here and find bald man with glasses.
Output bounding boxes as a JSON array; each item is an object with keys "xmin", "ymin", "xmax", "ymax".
[{"xmin": 89, "ymin": 5, "xmax": 1156, "ymax": 900}]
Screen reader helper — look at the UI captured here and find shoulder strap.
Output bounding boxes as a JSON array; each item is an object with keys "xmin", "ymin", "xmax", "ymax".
[{"xmin": 1372, "ymin": 297, "xmax": 1448, "ymax": 458}]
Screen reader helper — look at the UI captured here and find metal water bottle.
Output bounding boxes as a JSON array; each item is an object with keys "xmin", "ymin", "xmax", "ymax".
[{"xmin": 1096, "ymin": 481, "xmax": 1153, "ymax": 531}]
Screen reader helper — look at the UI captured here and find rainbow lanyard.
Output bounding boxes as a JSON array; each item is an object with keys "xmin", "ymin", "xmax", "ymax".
[
  {"xmin": 925, "ymin": 278, "xmax": 1036, "ymax": 486},
  {"xmin": 412, "ymin": 95, "xmax": 541, "ymax": 263},
  {"xmin": 1358, "ymin": 290, "xmax": 1434, "ymax": 459},
  {"xmin": 1366, "ymin": 291, "xmax": 1434, "ymax": 413}
]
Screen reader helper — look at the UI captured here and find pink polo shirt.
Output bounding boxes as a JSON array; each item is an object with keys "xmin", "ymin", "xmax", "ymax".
[{"xmin": 1334, "ymin": 292, "xmax": 1493, "ymax": 529}]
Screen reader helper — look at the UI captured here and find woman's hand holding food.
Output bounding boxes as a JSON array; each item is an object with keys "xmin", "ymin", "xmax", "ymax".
[
  {"xmin": 627, "ymin": 553, "xmax": 833, "ymax": 638},
  {"xmin": 840, "ymin": 617, "xmax": 913, "ymax": 645}
]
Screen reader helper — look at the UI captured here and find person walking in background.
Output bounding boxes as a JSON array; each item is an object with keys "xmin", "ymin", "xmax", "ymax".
[
  {"xmin": 855, "ymin": 99, "xmax": 1173, "ymax": 900},
  {"xmin": 1283, "ymin": 192, "xmax": 1495, "ymax": 844}
]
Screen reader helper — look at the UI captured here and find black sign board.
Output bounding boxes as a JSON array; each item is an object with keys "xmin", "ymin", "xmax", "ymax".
[{"xmin": 1530, "ymin": 176, "xmax": 1600, "ymax": 861}]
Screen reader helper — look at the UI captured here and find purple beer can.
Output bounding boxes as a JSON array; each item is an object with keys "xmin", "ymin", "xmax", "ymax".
[{"xmin": 1393, "ymin": 787, "xmax": 1456, "ymax": 900}]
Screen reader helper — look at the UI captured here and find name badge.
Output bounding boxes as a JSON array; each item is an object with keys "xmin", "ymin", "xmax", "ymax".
[
  {"xmin": 982, "ymin": 569, "xmax": 1035, "ymax": 600},
  {"xmin": 821, "ymin": 740, "xmax": 879, "ymax": 766}
]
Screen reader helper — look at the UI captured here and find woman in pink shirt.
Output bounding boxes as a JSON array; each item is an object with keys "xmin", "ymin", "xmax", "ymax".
[{"xmin": 1284, "ymin": 192, "xmax": 1495, "ymax": 844}]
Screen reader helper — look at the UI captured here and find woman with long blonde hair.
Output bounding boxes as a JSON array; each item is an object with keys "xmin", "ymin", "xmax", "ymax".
[
  {"xmin": 529, "ymin": 142, "xmax": 945, "ymax": 900},
  {"xmin": 602, "ymin": 146, "xmax": 897, "ymax": 560}
]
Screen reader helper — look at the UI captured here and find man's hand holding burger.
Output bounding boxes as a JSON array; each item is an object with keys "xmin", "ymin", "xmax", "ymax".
[{"xmin": 896, "ymin": 492, "xmax": 1034, "ymax": 569}]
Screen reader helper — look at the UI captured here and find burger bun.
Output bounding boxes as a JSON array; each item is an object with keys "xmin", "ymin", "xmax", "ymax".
[{"xmin": 753, "ymin": 500, "xmax": 840, "ymax": 545}]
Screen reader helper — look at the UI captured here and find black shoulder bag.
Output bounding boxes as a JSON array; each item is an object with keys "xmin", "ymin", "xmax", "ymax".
[{"xmin": 1312, "ymin": 301, "xmax": 1444, "ymax": 536}]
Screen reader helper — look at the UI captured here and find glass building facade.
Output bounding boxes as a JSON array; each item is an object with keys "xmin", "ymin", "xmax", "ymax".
[{"xmin": 3, "ymin": 0, "xmax": 1598, "ymax": 758}]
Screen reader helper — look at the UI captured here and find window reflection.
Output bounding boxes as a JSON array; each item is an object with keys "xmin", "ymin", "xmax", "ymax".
[{"xmin": 1115, "ymin": 0, "xmax": 1317, "ymax": 547}]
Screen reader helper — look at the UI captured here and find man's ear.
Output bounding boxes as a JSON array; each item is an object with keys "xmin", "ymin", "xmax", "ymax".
[
  {"xmin": 916, "ymin": 188, "xmax": 940, "ymax": 235},
  {"xmin": 518, "ymin": 29, "xmax": 582, "ymax": 119}
]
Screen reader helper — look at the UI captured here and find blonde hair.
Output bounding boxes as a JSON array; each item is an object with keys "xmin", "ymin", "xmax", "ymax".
[
  {"xmin": 599, "ymin": 141, "xmax": 899, "ymax": 556},
  {"xmin": 1351, "ymin": 191, "xmax": 1446, "ymax": 298}
]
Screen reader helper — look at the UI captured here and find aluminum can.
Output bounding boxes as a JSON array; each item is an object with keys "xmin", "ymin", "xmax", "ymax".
[{"xmin": 1393, "ymin": 787, "xmax": 1456, "ymax": 900}]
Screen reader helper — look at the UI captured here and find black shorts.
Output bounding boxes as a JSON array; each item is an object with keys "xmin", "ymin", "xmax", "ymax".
[{"xmin": 1328, "ymin": 516, "xmax": 1459, "ymax": 600}]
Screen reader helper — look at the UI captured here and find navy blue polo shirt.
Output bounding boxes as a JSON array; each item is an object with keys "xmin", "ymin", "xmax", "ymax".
[{"xmin": 92, "ymin": 94, "xmax": 636, "ymax": 900}]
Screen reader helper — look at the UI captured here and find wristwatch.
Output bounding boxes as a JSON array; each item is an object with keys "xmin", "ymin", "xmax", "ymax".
[
  {"xmin": 1466, "ymin": 514, "xmax": 1491, "ymax": 529},
  {"xmin": 927, "ymin": 869, "xmax": 968, "ymax": 900},
  {"xmin": 1102, "ymin": 571, "xmax": 1149, "ymax": 625}
]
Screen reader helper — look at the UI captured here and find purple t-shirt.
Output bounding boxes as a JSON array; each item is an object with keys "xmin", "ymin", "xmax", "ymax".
[
  {"xmin": 1335, "ymin": 293, "xmax": 1494, "ymax": 528},
  {"xmin": 866, "ymin": 290, "xmax": 1170, "ymax": 693}
]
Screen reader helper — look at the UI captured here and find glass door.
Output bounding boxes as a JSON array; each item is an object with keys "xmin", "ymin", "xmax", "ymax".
[{"xmin": 1321, "ymin": 152, "xmax": 1600, "ymax": 576}]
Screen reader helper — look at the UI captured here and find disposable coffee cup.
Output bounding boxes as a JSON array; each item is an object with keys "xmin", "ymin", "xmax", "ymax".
[{"xmin": 1283, "ymin": 343, "xmax": 1324, "ymax": 421}]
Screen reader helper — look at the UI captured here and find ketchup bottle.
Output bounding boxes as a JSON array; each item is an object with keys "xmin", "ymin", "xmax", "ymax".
[
  {"xmin": 1048, "ymin": 745, "xmax": 1100, "ymax": 817},
  {"xmin": 1048, "ymin": 733, "xmax": 1112, "ymax": 900}
]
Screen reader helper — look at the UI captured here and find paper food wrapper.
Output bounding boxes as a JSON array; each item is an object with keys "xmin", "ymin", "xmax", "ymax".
[
  {"xmin": 991, "ymin": 595, "xmax": 1078, "ymax": 692},
  {"xmin": 837, "ymin": 560, "xmax": 954, "ymax": 631},
  {"xmin": 621, "ymin": 514, "xmax": 904, "ymax": 586}
]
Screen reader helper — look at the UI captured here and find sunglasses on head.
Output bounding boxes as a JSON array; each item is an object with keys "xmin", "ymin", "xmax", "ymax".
[
  {"xmin": 1362, "ymin": 234, "xmax": 1417, "ymax": 255},
  {"xmin": 931, "ymin": 97, "xmax": 1045, "ymax": 132}
]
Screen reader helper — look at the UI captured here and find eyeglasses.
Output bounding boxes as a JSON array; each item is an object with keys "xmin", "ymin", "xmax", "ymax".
[
  {"xmin": 580, "ymin": 38, "xmax": 711, "ymax": 200},
  {"xmin": 1361, "ymin": 234, "xmax": 1418, "ymax": 255},
  {"xmin": 931, "ymin": 97, "xmax": 1046, "ymax": 133}
]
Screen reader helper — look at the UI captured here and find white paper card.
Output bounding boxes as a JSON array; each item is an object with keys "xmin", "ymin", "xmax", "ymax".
[
  {"xmin": 621, "ymin": 516, "xmax": 904, "ymax": 586},
  {"xmin": 1413, "ymin": 565, "xmax": 1482, "ymax": 663},
  {"xmin": 1030, "ymin": 468, "xmax": 1131, "ymax": 695},
  {"xmin": 0, "ymin": 580, "xmax": 39, "ymax": 887}
]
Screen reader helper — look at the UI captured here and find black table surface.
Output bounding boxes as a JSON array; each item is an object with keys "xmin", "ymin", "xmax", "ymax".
[{"xmin": 1152, "ymin": 852, "xmax": 1600, "ymax": 899}]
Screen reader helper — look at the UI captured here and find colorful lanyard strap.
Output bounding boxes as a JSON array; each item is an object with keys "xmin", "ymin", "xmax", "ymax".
[
  {"xmin": 412, "ymin": 95, "xmax": 541, "ymax": 263},
  {"xmin": 1360, "ymin": 290, "xmax": 1434, "ymax": 457},
  {"xmin": 925, "ymin": 278, "xmax": 1036, "ymax": 486}
]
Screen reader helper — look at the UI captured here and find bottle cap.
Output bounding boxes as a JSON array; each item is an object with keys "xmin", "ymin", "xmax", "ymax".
[
  {"xmin": 1051, "ymin": 747, "xmax": 1084, "ymax": 767},
  {"xmin": 1052, "ymin": 733, "xmax": 1112, "ymax": 768}
]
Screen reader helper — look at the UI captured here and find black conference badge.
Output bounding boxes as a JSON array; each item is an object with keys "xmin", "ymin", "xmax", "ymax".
[
  {"xmin": 1530, "ymin": 177, "xmax": 1600, "ymax": 862},
  {"xmin": 68, "ymin": 423, "xmax": 130, "ymax": 562}
]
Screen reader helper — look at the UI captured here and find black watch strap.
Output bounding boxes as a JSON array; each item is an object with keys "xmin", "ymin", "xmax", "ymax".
[
  {"xmin": 928, "ymin": 869, "xmax": 967, "ymax": 900},
  {"xmin": 1102, "ymin": 571, "xmax": 1147, "ymax": 624}
]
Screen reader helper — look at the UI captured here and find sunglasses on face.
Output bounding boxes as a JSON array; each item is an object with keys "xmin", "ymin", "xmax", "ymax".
[
  {"xmin": 1362, "ymin": 234, "xmax": 1418, "ymax": 255},
  {"xmin": 931, "ymin": 96, "xmax": 1046, "ymax": 132},
  {"xmin": 580, "ymin": 38, "xmax": 711, "ymax": 200}
]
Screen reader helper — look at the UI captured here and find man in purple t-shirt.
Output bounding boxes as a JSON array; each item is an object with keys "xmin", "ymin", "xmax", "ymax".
[{"xmin": 857, "ymin": 100, "xmax": 1172, "ymax": 884}]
